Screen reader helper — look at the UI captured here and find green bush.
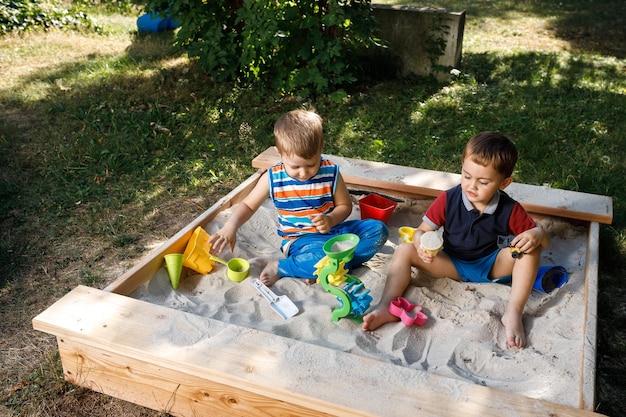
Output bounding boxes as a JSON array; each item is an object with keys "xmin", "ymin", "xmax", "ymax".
[
  {"xmin": 145, "ymin": 0, "xmax": 380, "ymax": 94},
  {"xmin": 0, "ymin": 0, "xmax": 98, "ymax": 34}
]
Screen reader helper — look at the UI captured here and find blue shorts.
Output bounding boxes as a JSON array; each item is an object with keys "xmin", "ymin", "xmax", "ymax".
[
  {"xmin": 450, "ymin": 249, "xmax": 512, "ymax": 283},
  {"xmin": 276, "ymin": 219, "xmax": 389, "ymax": 280}
]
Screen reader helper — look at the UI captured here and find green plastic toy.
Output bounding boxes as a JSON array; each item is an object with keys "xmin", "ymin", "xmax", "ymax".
[{"xmin": 314, "ymin": 234, "xmax": 372, "ymax": 323}]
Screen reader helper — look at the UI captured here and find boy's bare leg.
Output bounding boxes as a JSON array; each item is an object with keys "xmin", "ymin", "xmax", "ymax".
[
  {"xmin": 363, "ymin": 243, "xmax": 458, "ymax": 331},
  {"xmin": 362, "ymin": 244, "xmax": 416, "ymax": 331},
  {"xmin": 260, "ymin": 260, "xmax": 281, "ymax": 286},
  {"xmin": 497, "ymin": 251, "xmax": 540, "ymax": 348}
]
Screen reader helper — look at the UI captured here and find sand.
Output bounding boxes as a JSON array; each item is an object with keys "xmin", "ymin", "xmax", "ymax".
[{"xmin": 131, "ymin": 195, "xmax": 589, "ymax": 409}]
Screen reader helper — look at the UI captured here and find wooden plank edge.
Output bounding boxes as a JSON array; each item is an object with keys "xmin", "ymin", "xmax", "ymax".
[
  {"xmin": 30, "ymin": 287, "xmax": 407, "ymax": 417},
  {"xmin": 33, "ymin": 285, "xmax": 607, "ymax": 417},
  {"xmin": 104, "ymin": 170, "xmax": 265, "ymax": 296},
  {"xmin": 345, "ymin": 176, "xmax": 612, "ymax": 225},
  {"xmin": 34, "ymin": 289, "xmax": 354, "ymax": 417},
  {"xmin": 54, "ymin": 337, "xmax": 345, "ymax": 417},
  {"xmin": 518, "ymin": 203, "xmax": 611, "ymax": 226},
  {"xmin": 252, "ymin": 147, "xmax": 613, "ymax": 225},
  {"xmin": 580, "ymin": 222, "xmax": 600, "ymax": 411}
]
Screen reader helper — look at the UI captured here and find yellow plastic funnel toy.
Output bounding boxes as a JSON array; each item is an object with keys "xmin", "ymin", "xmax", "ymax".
[{"xmin": 182, "ymin": 227, "xmax": 216, "ymax": 274}]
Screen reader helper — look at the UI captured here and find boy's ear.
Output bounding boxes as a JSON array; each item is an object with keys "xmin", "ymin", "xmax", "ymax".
[{"xmin": 499, "ymin": 176, "xmax": 513, "ymax": 190}]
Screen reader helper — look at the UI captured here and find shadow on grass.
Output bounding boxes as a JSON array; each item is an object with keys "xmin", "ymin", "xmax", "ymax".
[
  {"xmin": 2, "ymin": 34, "xmax": 625, "ymax": 278},
  {"xmin": 410, "ymin": 0, "xmax": 626, "ymax": 58},
  {"xmin": 522, "ymin": 0, "xmax": 626, "ymax": 58}
]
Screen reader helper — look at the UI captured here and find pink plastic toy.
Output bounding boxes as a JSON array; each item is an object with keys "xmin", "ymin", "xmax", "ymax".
[{"xmin": 388, "ymin": 297, "xmax": 428, "ymax": 326}]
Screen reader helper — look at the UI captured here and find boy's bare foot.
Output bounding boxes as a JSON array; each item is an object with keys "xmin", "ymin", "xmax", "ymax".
[
  {"xmin": 260, "ymin": 260, "xmax": 280, "ymax": 286},
  {"xmin": 361, "ymin": 304, "xmax": 399, "ymax": 331},
  {"xmin": 501, "ymin": 310, "xmax": 527, "ymax": 348},
  {"xmin": 304, "ymin": 279, "xmax": 317, "ymax": 285}
]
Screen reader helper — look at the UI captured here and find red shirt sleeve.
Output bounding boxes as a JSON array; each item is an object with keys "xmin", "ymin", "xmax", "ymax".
[
  {"xmin": 508, "ymin": 202, "xmax": 537, "ymax": 234},
  {"xmin": 424, "ymin": 192, "xmax": 447, "ymax": 227}
]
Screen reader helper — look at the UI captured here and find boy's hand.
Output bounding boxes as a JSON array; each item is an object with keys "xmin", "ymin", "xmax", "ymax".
[
  {"xmin": 412, "ymin": 230, "xmax": 437, "ymax": 263},
  {"xmin": 416, "ymin": 243, "xmax": 437, "ymax": 263},
  {"xmin": 208, "ymin": 228, "xmax": 237, "ymax": 253},
  {"xmin": 511, "ymin": 227, "xmax": 545, "ymax": 255},
  {"xmin": 311, "ymin": 214, "xmax": 332, "ymax": 234}
]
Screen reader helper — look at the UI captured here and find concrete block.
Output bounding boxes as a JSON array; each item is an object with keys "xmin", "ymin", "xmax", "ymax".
[{"xmin": 372, "ymin": 5, "xmax": 466, "ymax": 81}]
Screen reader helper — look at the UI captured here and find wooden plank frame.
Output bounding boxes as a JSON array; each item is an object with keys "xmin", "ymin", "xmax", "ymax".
[
  {"xmin": 33, "ymin": 148, "xmax": 611, "ymax": 417},
  {"xmin": 252, "ymin": 147, "xmax": 613, "ymax": 225}
]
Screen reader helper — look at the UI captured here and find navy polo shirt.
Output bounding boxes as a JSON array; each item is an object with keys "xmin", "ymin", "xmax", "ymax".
[{"xmin": 423, "ymin": 184, "xmax": 536, "ymax": 261}]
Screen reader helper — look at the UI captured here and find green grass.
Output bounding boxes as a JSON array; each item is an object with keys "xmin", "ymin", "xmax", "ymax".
[{"xmin": 1, "ymin": 1, "xmax": 625, "ymax": 415}]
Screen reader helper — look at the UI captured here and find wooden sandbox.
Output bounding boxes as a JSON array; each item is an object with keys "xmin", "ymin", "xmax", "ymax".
[{"xmin": 33, "ymin": 148, "xmax": 612, "ymax": 417}]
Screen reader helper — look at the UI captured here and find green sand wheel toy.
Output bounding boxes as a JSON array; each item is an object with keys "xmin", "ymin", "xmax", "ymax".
[{"xmin": 314, "ymin": 234, "xmax": 373, "ymax": 323}]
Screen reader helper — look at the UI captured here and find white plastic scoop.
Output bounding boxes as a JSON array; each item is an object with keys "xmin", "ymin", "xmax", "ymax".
[{"xmin": 251, "ymin": 278, "xmax": 299, "ymax": 320}]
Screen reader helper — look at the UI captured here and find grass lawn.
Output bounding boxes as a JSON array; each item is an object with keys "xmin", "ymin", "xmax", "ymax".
[{"xmin": 1, "ymin": 0, "xmax": 625, "ymax": 415}]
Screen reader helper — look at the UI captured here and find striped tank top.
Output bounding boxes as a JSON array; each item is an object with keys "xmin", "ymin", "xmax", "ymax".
[{"xmin": 268, "ymin": 158, "xmax": 338, "ymax": 238}]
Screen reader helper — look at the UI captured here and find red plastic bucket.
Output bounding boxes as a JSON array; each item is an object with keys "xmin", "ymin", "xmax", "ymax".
[{"xmin": 358, "ymin": 193, "xmax": 397, "ymax": 224}]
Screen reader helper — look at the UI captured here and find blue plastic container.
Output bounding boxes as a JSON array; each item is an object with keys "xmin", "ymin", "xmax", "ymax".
[
  {"xmin": 533, "ymin": 265, "xmax": 568, "ymax": 293},
  {"xmin": 137, "ymin": 13, "xmax": 180, "ymax": 32},
  {"xmin": 491, "ymin": 265, "xmax": 569, "ymax": 294}
]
